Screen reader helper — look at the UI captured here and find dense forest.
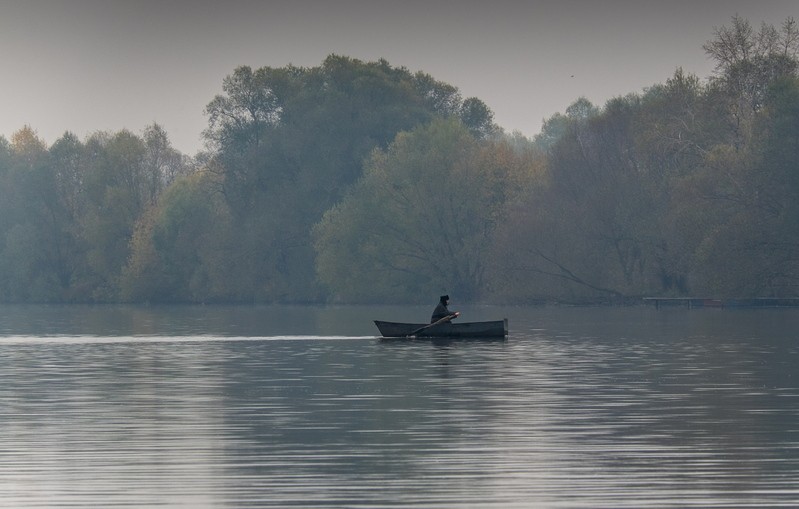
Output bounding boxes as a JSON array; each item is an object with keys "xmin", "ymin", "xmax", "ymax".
[{"xmin": 2, "ymin": 15, "xmax": 799, "ymax": 304}]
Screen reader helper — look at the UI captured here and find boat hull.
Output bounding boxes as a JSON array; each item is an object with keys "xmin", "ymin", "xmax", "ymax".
[{"xmin": 374, "ymin": 319, "xmax": 508, "ymax": 338}]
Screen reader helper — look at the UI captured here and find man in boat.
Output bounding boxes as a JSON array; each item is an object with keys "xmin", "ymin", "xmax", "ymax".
[{"xmin": 431, "ymin": 295, "xmax": 459, "ymax": 323}]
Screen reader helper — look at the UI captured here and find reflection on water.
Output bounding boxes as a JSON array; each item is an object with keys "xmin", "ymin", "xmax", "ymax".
[{"xmin": 0, "ymin": 306, "xmax": 798, "ymax": 507}]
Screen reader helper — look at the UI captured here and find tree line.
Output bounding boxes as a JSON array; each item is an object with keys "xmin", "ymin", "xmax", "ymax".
[{"xmin": 2, "ymin": 16, "xmax": 798, "ymax": 304}]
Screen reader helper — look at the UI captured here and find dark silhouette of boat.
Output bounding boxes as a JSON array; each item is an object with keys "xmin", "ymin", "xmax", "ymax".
[{"xmin": 374, "ymin": 318, "xmax": 508, "ymax": 338}]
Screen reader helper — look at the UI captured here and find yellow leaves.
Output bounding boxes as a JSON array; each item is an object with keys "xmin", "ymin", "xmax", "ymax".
[
  {"xmin": 10, "ymin": 126, "xmax": 47, "ymax": 167},
  {"xmin": 11, "ymin": 126, "xmax": 45, "ymax": 153}
]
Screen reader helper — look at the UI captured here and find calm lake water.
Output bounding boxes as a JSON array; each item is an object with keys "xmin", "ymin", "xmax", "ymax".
[{"xmin": 0, "ymin": 304, "xmax": 797, "ymax": 508}]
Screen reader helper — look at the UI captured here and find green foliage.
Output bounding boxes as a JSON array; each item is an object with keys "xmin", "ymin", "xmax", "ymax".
[
  {"xmin": 0, "ymin": 125, "xmax": 192, "ymax": 302},
  {"xmin": 493, "ymin": 97, "xmax": 653, "ymax": 301},
  {"xmin": 121, "ymin": 171, "xmax": 236, "ymax": 302},
  {"xmin": 0, "ymin": 127, "xmax": 74, "ymax": 301},
  {"xmin": 491, "ymin": 17, "xmax": 799, "ymax": 303},
  {"xmin": 5, "ymin": 26, "xmax": 799, "ymax": 304},
  {"xmin": 313, "ymin": 118, "xmax": 536, "ymax": 302},
  {"xmin": 203, "ymin": 55, "xmax": 495, "ymax": 302}
]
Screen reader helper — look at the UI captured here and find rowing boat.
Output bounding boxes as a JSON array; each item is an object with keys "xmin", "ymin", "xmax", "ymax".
[{"xmin": 374, "ymin": 318, "xmax": 508, "ymax": 338}]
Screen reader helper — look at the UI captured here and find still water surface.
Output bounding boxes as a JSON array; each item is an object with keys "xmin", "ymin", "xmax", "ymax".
[{"xmin": 0, "ymin": 305, "xmax": 797, "ymax": 508}]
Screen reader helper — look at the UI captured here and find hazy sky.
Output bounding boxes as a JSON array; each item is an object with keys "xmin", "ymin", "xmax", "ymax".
[{"xmin": 2, "ymin": 0, "xmax": 799, "ymax": 155}]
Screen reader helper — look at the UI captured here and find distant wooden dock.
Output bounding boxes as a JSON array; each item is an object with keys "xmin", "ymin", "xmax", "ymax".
[{"xmin": 644, "ymin": 297, "xmax": 799, "ymax": 309}]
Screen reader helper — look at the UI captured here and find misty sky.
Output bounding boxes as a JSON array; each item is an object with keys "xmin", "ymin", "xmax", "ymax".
[{"xmin": 2, "ymin": 0, "xmax": 799, "ymax": 155}]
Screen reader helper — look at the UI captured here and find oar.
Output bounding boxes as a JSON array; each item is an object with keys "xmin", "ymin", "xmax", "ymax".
[{"xmin": 407, "ymin": 313, "xmax": 459, "ymax": 337}]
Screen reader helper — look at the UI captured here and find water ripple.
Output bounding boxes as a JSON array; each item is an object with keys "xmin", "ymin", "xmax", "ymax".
[{"xmin": 0, "ymin": 307, "xmax": 798, "ymax": 507}]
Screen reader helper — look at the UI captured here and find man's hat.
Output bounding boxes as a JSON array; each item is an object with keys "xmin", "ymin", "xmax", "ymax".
[{"xmin": 440, "ymin": 295, "xmax": 449, "ymax": 302}]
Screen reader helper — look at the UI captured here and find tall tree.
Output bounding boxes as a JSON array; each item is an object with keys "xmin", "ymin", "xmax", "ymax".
[
  {"xmin": 314, "ymin": 118, "xmax": 534, "ymax": 303},
  {"xmin": 203, "ymin": 55, "xmax": 499, "ymax": 302},
  {"xmin": 704, "ymin": 15, "xmax": 799, "ymax": 147},
  {"xmin": 692, "ymin": 76, "xmax": 799, "ymax": 296},
  {"xmin": 121, "ymin": 170, "xmax": 234, "ymax": 302},
  {"xmin": 0, "ymin": 127, "xmax": 74, "ymax": 300},
  {"xmin": 492, "ymin": 96, "xmax": 665, "ymax": 301}
]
